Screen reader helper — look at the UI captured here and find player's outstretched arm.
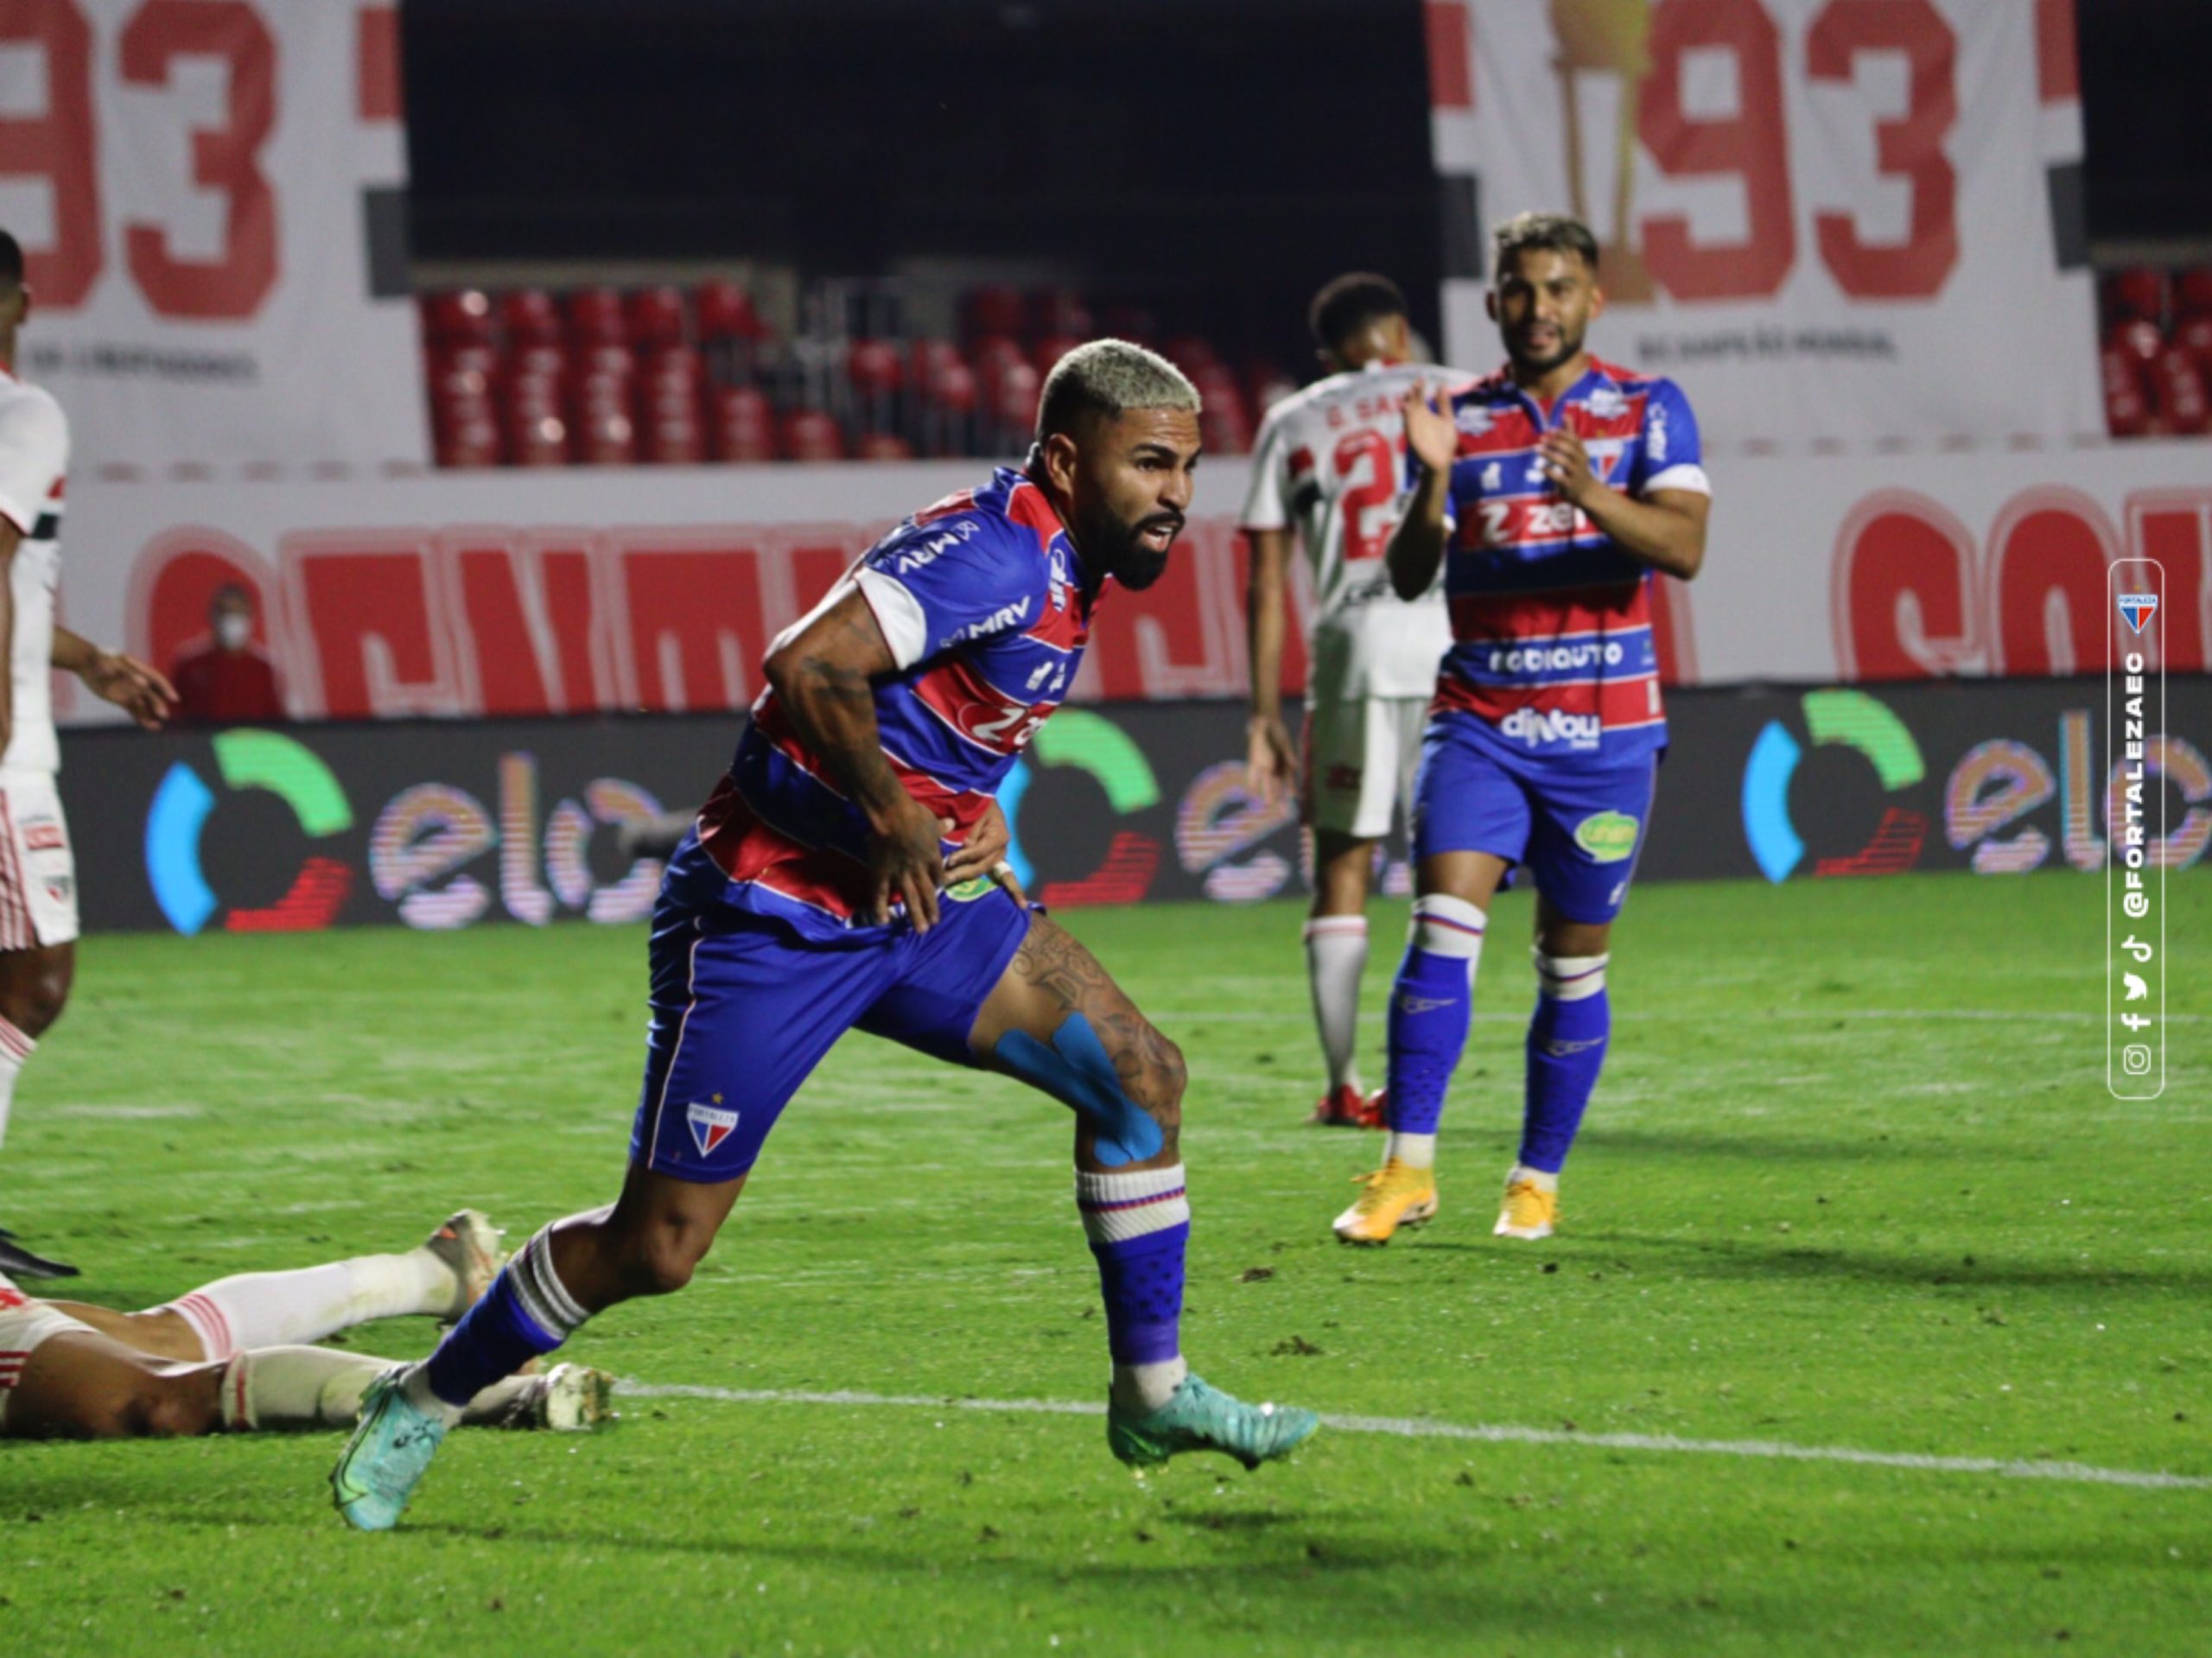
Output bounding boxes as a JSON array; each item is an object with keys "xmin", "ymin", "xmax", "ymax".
[
  {"xmin": 763, "ymin": 586, "xmax": 951, "ymax": 929},
  {"xmin": 1385, "ymin": 382, "xmax": 1455, "ymax": 601}
]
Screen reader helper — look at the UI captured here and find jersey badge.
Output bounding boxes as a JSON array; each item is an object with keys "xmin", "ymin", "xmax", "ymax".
[{"xmin": 686, "ymin": 1101, "xmax": 741, "ymax": 1157}]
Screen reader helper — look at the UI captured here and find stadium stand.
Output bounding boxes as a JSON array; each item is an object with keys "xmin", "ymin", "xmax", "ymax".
[{"xmin": 418, "ymin": 281, "xmax": 1294, "ymax": 468}]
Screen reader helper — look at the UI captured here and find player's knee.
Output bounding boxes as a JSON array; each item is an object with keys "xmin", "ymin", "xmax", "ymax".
[
  {"xmin": 99, "ymin": 1375, "xmax": 215, "ymax": 1439},
  {"xmin": 1532, "ymin": 948, "xmax": 1608, "ymax": 1001},
  {"xmin": 1, "ymin": 960, "xmax": 72, "ymax": 1037},
  {"xmin": 1142, "ymin": 1030, "xmax": 1186, "ymax": 1125},
  {"xmin": 137, "ymin": 1379, "xmax": 218, "ymax": 1439},
  {"xmin": 622, "ymin": 1219, "xmax": 711, "ymax": 1298}
]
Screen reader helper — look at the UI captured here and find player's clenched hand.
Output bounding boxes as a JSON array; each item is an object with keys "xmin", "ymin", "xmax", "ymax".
[
  {"xmin": 1401, "ymin": 380, "xmax": 1458, "ymax": 475},
  {"xmin": 82, "ymin": 650, "xmax": 179, "ymax": 730},
  {"xmin": 943, "ymin": 798, "xmax": 1019, "ymax": 899},
  {"xmin": 1537, "ymin": 428, "xmax": 1600, "ymax": 509},
  {"xmin": 869, "ymin": 796, "xmax": 949, "ymax": 931},
  {"xmin": 1246, "ymin": 715, "xmax": 1297, "ymax": 810}
]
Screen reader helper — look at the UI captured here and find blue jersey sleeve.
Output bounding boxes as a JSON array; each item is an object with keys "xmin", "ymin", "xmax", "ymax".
[
  {"xmin": 854, "ymin": 512, "xmax": 1045, "ymax": 669},
  {"xmin": 1630, "ymin": 378, "xmax": 1709, "ymax": 498}
]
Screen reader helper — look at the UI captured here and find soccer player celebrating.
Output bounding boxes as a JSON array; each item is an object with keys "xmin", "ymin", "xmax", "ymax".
[
  {"xmin": 1, "ymin": 1211, "xmax": 612, "ymax": 1439},
  {"xmin": 1242, "ymin": 274, "xmax": 1458, "ymax": 1128},
  {"xmin": 332, "ymin": 341, "xmax": 1318, "ymax": 1531},
  {"xmin": 1332, "ymin": 213, "xmax": 1709, "ymax": 1246},
  {"xmin": 0, "ymin": 228, "xmax": 178, "ymax": 1279}
]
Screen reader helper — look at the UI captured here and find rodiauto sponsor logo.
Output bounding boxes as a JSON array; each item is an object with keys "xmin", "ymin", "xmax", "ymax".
[
  {"xmin": 1739, "ymin": 690, "xmax": 2210, "ymax": 882},
  {"xmin": 143, "ymin": 731, "xmax": 669, "ymax": 934}
]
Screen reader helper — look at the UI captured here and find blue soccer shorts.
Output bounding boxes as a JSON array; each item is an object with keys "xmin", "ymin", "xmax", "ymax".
[
  {"xmin": 630, "ymin": 854, "xmax": 1033, "ymax": 1183},
  {"xmin": 1409, "ymin": 712, "xmax": 1661, "ymax": 924}
]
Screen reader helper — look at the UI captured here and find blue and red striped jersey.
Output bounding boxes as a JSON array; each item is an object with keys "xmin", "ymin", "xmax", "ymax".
[
  {"xmin": 1428, "ymin": 359, "xmax": 1707, "ymax": 765},
  {"xmin": 702, "ymin": 467, "xmax": 1094, "ymax": 941}
]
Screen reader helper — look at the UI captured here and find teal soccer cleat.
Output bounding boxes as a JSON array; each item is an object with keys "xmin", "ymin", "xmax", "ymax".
[
  {"xmin": 330, "ymin": 1369, "xmax": 450, "ymax": 1531},
  {"xmin": 1107, "ymin": 1373, "xmax": 1319, "ymax": 1471}
]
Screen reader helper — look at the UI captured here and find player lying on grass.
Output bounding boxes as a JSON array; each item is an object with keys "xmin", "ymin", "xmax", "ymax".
[
  {"xmin": 331, "ymin": 341, "xmax": 1319, "ymax": 1532},
  {"xmin": 1, "ymin": 1210, "xmax": 610, "ymax": 1439}
]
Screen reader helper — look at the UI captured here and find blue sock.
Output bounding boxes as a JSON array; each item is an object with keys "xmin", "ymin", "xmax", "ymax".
[
  {"xmin": 1520, "ymin": 954, "xmax": 1611, "ymax": 1173},
  {"xmin": 423, "ymin": 1226, "xmax": 588, "ymax": 1408},
  {"xmin": 1384, "ymin": 895, "xmax": 1486, "ymax": 1136},
  {"xmin": 1075, "ymin": 1166, "xmax": 1189, "ymax": 1366}
]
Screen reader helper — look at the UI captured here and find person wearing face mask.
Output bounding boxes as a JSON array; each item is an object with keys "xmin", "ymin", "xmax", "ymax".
[
  {"xmin": 327, "ymin": 340, "xmax": 1319, "ymax": 1534},
  {"xmin": 168, "ymin": 585, "xmax": 283, "ymax": 726}
]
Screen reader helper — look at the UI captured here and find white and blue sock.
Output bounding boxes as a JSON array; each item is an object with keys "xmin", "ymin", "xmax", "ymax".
[
  {"xmin": 1076, "ymin": 1164, "xmax": 1190, "ymax": 1413},
  {"xmin": 1520, "ymin": 950, "xmax": 1611, "ymax": 1172},
  {"xmin": 410, "ymin": 1222, "xmax": 588, "ymax": 1420},
  {"xmin": 1382, "ymin": 895, "xmax": 1485, "ymax": 1158}
]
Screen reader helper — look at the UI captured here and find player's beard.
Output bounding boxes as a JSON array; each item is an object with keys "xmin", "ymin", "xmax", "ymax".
[
  {"xmin": 1086, "ymin": 505, "xmax": 1182, "ymax": 590},
  {"xmin": 1508, "ymin": 319, "xmax": 1586, "ymax": 377}
]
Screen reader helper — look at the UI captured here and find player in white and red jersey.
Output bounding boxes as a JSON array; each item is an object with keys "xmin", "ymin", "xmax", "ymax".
[
  {"xmin": 1243, "ymin": 274, "xmax": 1459, "ymax": 1128},
  {"xmin": 0, "ymin": 229, "xmax": 177, "ymax": 1280},
  {"xmin": 0, "ymin": 1210, "xmax": 611, "ymax": 1439},
  {"xmin": 1332, "ymin": 213, "xmax": 1711, "ymax": 1246}
]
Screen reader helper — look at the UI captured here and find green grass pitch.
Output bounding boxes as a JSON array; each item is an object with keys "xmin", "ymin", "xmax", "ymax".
[{"xmin": 2, "ymin": 872, "xmax": 2205, "ymax": 1656}]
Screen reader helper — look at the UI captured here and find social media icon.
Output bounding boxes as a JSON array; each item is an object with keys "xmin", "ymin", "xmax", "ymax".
[
  {"xmin": 2124, "ymin": 971, "xmax": 2149, "ymax": 1001},
  {"xmin": 2122, "ymin": 935, "xmax": 2153, "ymax": 963},
  {"xmin": 2122, "ymin": 1044, "xmax": 2153, "ymax": 1077}
]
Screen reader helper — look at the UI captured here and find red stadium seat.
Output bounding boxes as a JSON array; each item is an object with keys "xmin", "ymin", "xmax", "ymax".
[
  {"xmin": 855, "ymin": 431, "xmax": 916, "ymax": 462},
  {"xmin": 1164, "ymin": 334, "xmax": 1221, "ymax": 376},
  {"xmin": 2103, "ymin": 268, "xmax": 2167, "ymax": 326},
  {"xmin": 1031, "ymin": 334, "xmax": 1084, "ymax": 376},
  {"xmin": 908, "ymin": 338, "xmax": 963, "ymax": 386},
  {"xmin": 2107, "ymin": 319, "xmax": 2165, "ymax": 366},
  {"xmin": 505, "ymin": 370, "xmax": 571, "ymax": 467},
  {"xmin": 964, "ymin": 284, "xmax": 1027, "ymax": 342},
  {"xmin": 847, "ymin": 339, "xmax": 904, "ymax": 397},
  {"xmin": 695, "ymin": 280, "xmax": 766, "ymax": 341},
  {"xmin": 564, "ymin": 286, "xmax": 627, "ymax": 346},
  {"xmin": 924, "ymin": 358, "xmax": 978, "ymax": 414},
  {"xmin": 2101, "ymin": 346, "xmax": 2153, "ymax": 439},
  {"xmin": 2150, "ymin": 346, "xmax": 2211, "ymax": 435},
  {"xmin": 1029, "ymin": 288, "xmax": 1093, "ymax": 340},
  {"xmin": 985, "ymin": 360, "xmax": 1041, "ymax": 452},
  {"xmin": 779, "ymin": 409, "xmax": 846, "ymax": 463},
  {"xmin": 575, "ymin": 401, "xmax": 639, "ymax": 466},
  {"xmin": 499, "ymin": 289, "xmax": 563, "ymax": 346},
  {"xmin": 970, "ymin": 335, "xmax": 1030, "ymax": 382},
  {"xmin": 709, "ymin": 385, "xmax": 775, "ymax": 463},
  {"xmin": 625, "ymin": 286, "xmax": 690, "ymax": 350},
  {"xmin": 509, "ymin": 340, "xmax": 569, "ymax": 382},
  {"xmin": 2175, "ymin": 313, "xmax": 2212, "ymax": 376},
  {"xmin": 421, "ymin": 289, "xmax": 494, "ymax": 347},
  {"xmin": 2174, "ymin": 268, "xmax": 2212, "ymax": 321}
]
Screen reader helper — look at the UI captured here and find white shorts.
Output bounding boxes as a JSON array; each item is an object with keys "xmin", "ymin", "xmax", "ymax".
[
  {"xmin": 0, "ymin": 772, "xmax": 78, "ymax": 950},
  {"xmin": 1301, "ymin": 695, "xmax": 1428, "ymax": 841},
  {"xmin": 0, "ymin": 1274, "xmax": 96, "ymax": 1433}
]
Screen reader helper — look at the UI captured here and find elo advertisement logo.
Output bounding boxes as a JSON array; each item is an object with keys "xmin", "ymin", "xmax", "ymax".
[
  {"xmin": 145, "ymin": 730, "xmax": 355, "ymax": 934},
  {"xmin": 1740, "ymin": 689, "xmax": 1929, "ymax": 882}
]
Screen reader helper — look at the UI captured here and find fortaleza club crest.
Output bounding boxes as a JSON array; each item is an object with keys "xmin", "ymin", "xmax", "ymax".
[
  {"xmin": 685, "ymin": 1101, "xmax": 740, "ymax": 1157},
  {"xmin": 2118, "ymin": 592, "xmax": 2158, "ymax": 634}
]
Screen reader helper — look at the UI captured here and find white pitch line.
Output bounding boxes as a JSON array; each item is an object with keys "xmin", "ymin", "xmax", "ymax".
[
  {"xmin": 1157, "ymin": 1008, "xmax": 2209, "ymax": 1025},
  {"xmin": 613, "ymin": 1382, "xmax": 2211, "ymax": 1493}
]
